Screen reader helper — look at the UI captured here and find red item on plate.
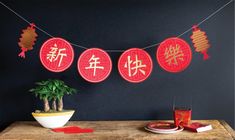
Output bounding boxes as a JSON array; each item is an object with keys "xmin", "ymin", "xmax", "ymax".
[
  {"xmin": 183, "ymin": 122, "xmax": 212, "ymax": 132},
  {"xmin": 145, "ymin": 125, "xmax": 184, "ymax": 134},
  {"xmin": 147, "ymin": 122, "xmax": 177, "ymax": 131}
]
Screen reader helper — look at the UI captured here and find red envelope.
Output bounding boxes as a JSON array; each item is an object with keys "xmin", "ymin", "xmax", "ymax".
[{"xmin": 52, "ymin": 126, "xmax": 94, "ymax": 134}]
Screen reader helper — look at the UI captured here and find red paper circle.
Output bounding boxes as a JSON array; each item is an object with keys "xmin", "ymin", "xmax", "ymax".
[
  {"xmin": 118, "ymin": 48, "xmax": 153, "ymax": 83},
  {"xmin": 40, "ymin": 37, "xmax": 74, "ymax": 72},
  {"xmin": 156, "ymin": 37, "xmax": 192, "ymax": 73},
  {"xmin": 77, "ymin": 48, "xmax": 112, "ymax": 83}
]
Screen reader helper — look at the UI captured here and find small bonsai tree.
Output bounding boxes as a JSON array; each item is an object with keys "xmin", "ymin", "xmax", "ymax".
[{"xmin": 29, "ymin": 79, "xmax": 77, "ymax": 112}]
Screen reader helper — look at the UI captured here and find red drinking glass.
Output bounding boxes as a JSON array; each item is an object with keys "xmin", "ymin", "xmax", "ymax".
[{"xmin": 174, "ymin": 107, "xmax": 192, "ymax": 126}]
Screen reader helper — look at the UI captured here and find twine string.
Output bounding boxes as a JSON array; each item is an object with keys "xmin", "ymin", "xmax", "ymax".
[{"xmin": 0, "ymin": 0, "xmax": 233, "ymax": 52}]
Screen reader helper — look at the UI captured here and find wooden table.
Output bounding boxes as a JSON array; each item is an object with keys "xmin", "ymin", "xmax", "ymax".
[{"xmin": 0, "ymin": 120, "xmax": 234, "ymax": 140}]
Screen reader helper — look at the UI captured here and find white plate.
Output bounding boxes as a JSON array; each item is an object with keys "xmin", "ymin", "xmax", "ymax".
[{"xmin": 145, "ymin": 126, "xmax": 184, "ymax": 134}]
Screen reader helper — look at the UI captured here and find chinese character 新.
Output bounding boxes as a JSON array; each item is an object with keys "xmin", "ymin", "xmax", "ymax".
[{"xmin": 46, "ymin": 44, "xmax": 67, "ymax": 67}]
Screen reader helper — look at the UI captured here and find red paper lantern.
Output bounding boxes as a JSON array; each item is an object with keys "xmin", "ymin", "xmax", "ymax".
[
  {"xmin": 191, "ymin": 25, "xmax": 210, "ymax": 60},
  {"xmin": 118, "ymin": 48, "xmax": 153, "ymax": 83},
  {"xmin": 156, "ymin": 37, "xmax": 192, "ymax": 73},
  {"xmin": 40, "ymin": 37, "xmax": 74, "ymax": 72},
  {"xmin": 77, "ymin": 48, "xmax": 112, "ymax": 83},
  {"xmin": 18, "ymin": 23, "xmax": 38, "ymax": 58}
]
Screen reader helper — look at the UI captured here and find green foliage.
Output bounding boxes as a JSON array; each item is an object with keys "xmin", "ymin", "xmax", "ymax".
[{"xmin": 29, "ymin": 79, "xmax": 77, "ymax": 101}]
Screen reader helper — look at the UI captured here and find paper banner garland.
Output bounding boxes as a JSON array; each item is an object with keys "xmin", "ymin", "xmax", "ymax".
[
  {"xmin": 3, "ymin": 0, "xmax": 233, "ymax": 84},
  {"xmin": 191, "ymin": 25, "xmax": 210, "ymax": 60},
  {"xmin": 156, "ymin": 37, "xmax": 192, "ymax": 73},
  {"xmin": 77, "ymin": 48, "xmax": 112, "ymax": 83},
  {"xmin": 118, "ymin": 48, "xmax": 153, "ymax": 83},
  {"xmin": 40, "ymin": 37, "xmax": 74, "ymax": 72},
  {"xmin": 18, "ymin": 23, "xmax": 38, "ymax": 58}
]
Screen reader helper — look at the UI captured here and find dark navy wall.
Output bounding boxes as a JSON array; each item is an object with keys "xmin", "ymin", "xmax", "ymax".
[{"xmin": 0, "ymin": 0, "xmax": 234, "ymax": 130}]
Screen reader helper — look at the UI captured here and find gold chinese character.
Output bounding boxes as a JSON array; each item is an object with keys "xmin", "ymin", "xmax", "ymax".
[
  {"xmin": 85, "ymin": 55, "xmax": 104, "ymax": 76},
  {"xmin": 125, "ymin": 55, "xmax": 146, "ymax": 77},
  {"xmin": 164, "ymin": 44, "xmax": 184, "ymax": 65},
  {"xmin": 47, "ymin": 44, "xmax": 67, "ymax": 67}
]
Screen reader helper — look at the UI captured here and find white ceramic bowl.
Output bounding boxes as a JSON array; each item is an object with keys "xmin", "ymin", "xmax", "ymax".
[{"xmin": 32, "ymin": 110, "xmax": 75, "ymax": 128}]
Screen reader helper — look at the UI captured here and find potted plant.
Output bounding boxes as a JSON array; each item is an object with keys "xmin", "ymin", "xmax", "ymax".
[{"xmin": 29, "ymin": 79, "xmax": 77, "ymax": 128}]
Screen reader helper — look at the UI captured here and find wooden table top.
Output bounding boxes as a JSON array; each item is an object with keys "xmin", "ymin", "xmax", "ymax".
[{"xmin": 0, "ymin": 120, "xmax": 234, "ymax": 140}]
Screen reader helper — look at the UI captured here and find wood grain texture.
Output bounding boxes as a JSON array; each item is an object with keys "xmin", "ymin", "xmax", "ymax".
[{"xmin": 0, "ymin": 120, "xmax": 234, "ymax": 140}]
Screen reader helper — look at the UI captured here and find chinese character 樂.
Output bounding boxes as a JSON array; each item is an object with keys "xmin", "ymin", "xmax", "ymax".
[{"xmin": 164, "ymin": 44, "xmax": 184, "ymax": 65}]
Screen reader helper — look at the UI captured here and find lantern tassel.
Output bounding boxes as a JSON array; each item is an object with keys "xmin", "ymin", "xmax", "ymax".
[
  {"xmin": 18, "ymin": 47, "xmax": 28, "ymax": 58},
  {"xmin": 202, "ymin": 50, "xmax": 209, "ymax": 60}
]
